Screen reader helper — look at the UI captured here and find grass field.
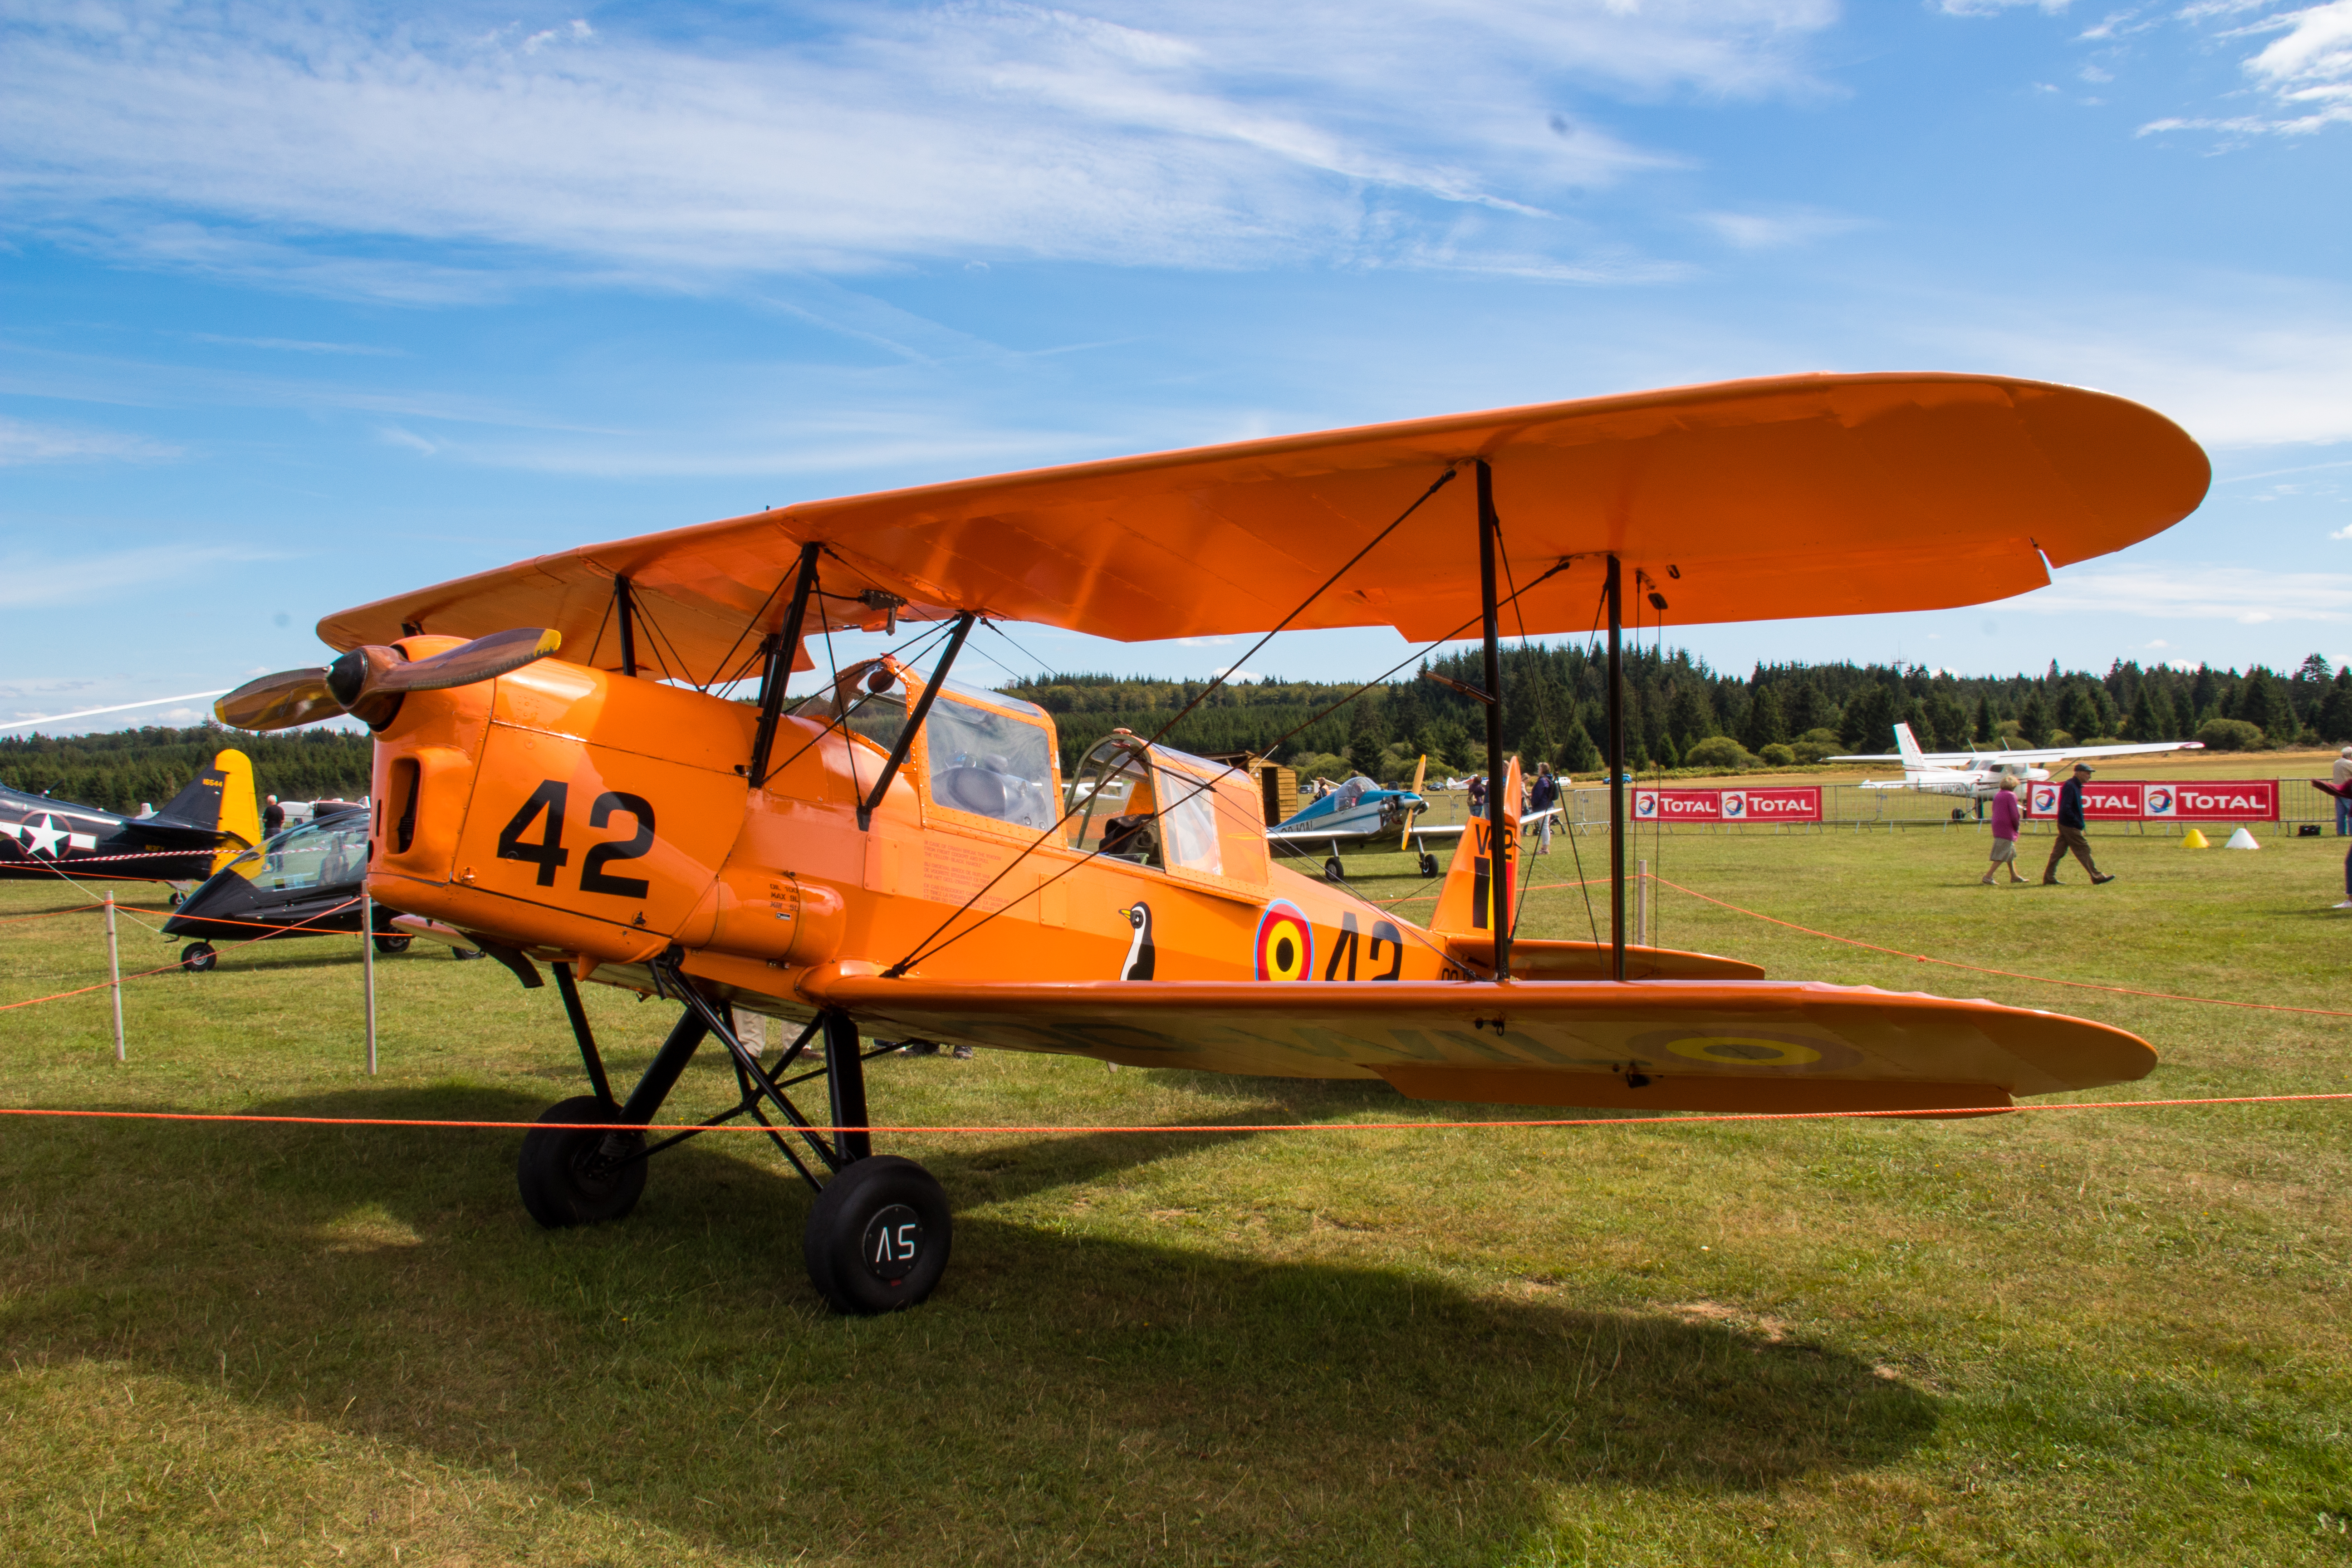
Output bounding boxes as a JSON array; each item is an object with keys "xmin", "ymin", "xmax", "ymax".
[{"xmin": 2, "ymin": 816, "xmax": 2348, "ymax": 1565}]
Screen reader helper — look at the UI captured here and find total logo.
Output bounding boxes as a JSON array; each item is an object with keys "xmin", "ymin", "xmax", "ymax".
[
  {"xmin": 1633, "ymin": 792, "xmax": 1659, "ymax": 818},
  {"xmin": 2145, "ymin": 788, "xmax": 2176, "ymax": 817},
  {"xmin": 1721, "ymin": 792, "xmax": 1748, "ymax": 820},
  {"xmin": 2031, "ymin": 786, "xmax": 2060, "ymax": 814}
]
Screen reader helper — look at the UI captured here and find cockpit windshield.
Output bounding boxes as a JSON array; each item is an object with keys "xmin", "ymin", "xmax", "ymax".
[
  {"xmin": 926, "ymin": 695, "xmax": 1057, "ymax": 829},
  {"xmin": 227, "ymin": 813, "xmax": 370, "ymax": 892}
]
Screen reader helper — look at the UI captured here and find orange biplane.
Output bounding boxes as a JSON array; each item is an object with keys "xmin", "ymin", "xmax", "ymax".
[{"xmin": 220, "ymin": 372, "xmax": 2209, "ymax": 1313}]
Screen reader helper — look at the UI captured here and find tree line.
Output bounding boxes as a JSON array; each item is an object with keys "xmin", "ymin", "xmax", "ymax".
[
  {"xmin": 14, "ymin": 649, "xmax": 2348, "ymax": 810},
  {"xmin": 1006, "ymin": 650, "xmax": 2352, "ymax": 780},
  {"xmin": 0, "ymin": 725, "xmax": 374, "ymax": 815}
]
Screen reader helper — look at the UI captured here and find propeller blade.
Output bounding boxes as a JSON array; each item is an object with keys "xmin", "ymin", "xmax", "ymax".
[
  {"xmin": 215, "ymin": 670, "xmax": 341, "ymax": 732},
  {"xmin": 375, "ymin": 628, "xmax": 563, "ymax": 694}
]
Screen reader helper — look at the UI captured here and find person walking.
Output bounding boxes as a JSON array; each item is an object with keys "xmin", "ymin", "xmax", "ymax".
[
  {"xmin": 1980, "ymin": 777, "xmax": 2027, "ymax": 884},
  {"xmin": 2042, "ymin": 763, "xmax": 2114, "ymax": 886},
  {"xmin": 1467, "ymin": 774, "xmax": 1487, "ymax": 820},
  {"xmin": 2314, "ymin": 776, "xmax": 2352, "ymax": 908},
  {"xmin": 1530, "ymin": 764, "xmax": 1558, "ymax": 854},
  {"xmin": 2334, "ymin": 746, "xmax": 2352, "ymax": 836}
]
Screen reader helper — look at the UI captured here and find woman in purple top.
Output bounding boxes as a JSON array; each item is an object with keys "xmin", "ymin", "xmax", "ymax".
[{"xmin": 1981, "ymin": 776, "xmax": 2027, "ymax": 885}]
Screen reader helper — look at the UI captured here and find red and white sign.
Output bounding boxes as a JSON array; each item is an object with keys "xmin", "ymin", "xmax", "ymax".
[
  {"xmin": 1632, "ymin": 786, "xmax": 1822, "ymax": 823},
  {"xmin": 2026, "ymin": 779, "xmax": 2277, "ymax": 822}
]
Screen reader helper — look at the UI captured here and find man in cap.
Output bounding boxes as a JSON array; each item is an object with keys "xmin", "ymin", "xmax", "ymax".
[
  {"xmin": 2333, "ymin": 746, "xmax": 2352, "ymax": 836},
  {"xmin": 2043, "ymin": 762, "xmax": 2114, "ymax": 886}
]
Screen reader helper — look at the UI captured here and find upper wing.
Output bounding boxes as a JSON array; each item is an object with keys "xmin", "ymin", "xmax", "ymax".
[
  {"xmin": 319, "ymin": 374, "xmax": 2209, "ymax": 685},
  {"xmin": 798, "ymin": 971, "xmax": 2155, "ymax": 1114}
]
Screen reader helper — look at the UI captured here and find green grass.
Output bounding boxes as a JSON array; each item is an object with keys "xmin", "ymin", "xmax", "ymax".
[{"xmin": 2, "ymin": 823, "xmax": 2349, "ymax": 1566}]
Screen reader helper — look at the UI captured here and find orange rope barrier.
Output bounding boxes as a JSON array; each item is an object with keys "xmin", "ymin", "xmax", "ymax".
[
  {"xmin": 0, "ymin": 1090, "xmax": 2342, "ymax": 1137},
  {"xmin": 1648, "ymin": 875, "xmax": 2352, "ymax": 1020},
  {"xmin": 0, "ymin": 897, "xmax": 365, "ymax": 1013}
]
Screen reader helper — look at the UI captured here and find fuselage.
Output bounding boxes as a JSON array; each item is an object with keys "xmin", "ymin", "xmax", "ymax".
[
  {"xmin": 362, "ymin": 644, "xmax": 1472, "ymax": 1034},
  {"xmin": 0, "ymin": 783, "xmax": 216, "ymax": 881}
]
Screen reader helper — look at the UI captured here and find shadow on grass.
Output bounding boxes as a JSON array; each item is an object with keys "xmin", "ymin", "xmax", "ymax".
[{"xmin": 1, "ymin": 1083, "xmax": 1938, "ymax": 1560}]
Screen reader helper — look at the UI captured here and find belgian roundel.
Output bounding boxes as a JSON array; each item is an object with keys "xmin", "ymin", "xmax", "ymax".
[{"xmin": 1253, "ymin": 901, "xmax": 1313, "ymax": 982}]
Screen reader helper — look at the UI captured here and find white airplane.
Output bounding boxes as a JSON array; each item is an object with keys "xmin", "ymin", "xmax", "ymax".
[{"xmin": 1833, "ymin": 722, "xmax": 2205, "ymax": 799}]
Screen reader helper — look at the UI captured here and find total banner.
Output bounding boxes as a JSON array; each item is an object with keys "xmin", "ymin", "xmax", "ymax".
[
  {"xmin": 2024, "ymin": 779, "xmax": 2278, "ymax": 822},
  {"xmin": 1631, "ymin": 786, "xmax": 1823, "ymax": 823}
]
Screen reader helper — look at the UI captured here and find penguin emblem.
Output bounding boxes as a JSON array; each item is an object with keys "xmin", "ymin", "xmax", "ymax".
[{"xmin": 1118, "ymin": 902, "xmax": 1156, "ymax": 980}]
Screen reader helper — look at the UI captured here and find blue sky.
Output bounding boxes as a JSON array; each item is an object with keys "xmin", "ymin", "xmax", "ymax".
[{"xmin": 5, "ymin": 0, "xmax": 2351, "ymax": 731}]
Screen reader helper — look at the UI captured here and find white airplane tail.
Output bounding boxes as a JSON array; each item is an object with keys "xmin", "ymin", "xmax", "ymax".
[{"xmin": 1893, "ymin": 722, "xmax": 1928, "ymax": 772}]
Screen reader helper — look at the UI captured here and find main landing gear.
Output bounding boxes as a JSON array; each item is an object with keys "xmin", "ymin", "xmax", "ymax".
[{"xmin": 519, "ymin": 955, "xmax": 952, "ymax": 1314}]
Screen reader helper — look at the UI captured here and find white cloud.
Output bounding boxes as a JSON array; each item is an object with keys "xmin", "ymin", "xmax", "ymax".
[
  {"xmin": 0, "ymin": 1, "xmax": 1838, "ymax": 295},
  {"xmin": 0, "ymin": 544, "xmax": 280, "ymax": 609},
  {"xmin": 2332, "ymin": 523, "xmax": 2352, "ymax": 538},
  {"xmin": 184, "ymin": 333, "xmax": 407, "ymax": 356},
  {"xmin": 1996, "ymin": 564, "xmax": 2352, "ymax": 622},
  {"xmin": 1903, "ymin": 283, "xmax": 2352, "ymax": 447},
  {"xmin": 2138, "ymin": 0, "xmax": 2352, "ymax": 137},
  {"xmin": 0, "ymin": 415, "xmax": 178, "ymax": 465},
  {"xmin": 1695, "ymin": 208, "xmax": 1866, "ymax": 250}
]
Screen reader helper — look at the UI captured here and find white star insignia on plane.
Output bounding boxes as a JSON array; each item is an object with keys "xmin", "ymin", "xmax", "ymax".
[{"xmin": 22, "ymin": 813, "xmax": 67, "ymax": 858}]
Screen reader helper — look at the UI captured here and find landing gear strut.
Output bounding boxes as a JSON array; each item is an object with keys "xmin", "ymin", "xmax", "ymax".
[{"xmin": 519, "ymin": 955, "xmax": 952, "ymax": 1314}]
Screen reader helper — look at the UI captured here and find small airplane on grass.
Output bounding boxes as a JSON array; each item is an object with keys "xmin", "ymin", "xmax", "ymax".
[
  {"xmin": 161, "ymin": 805, "xmax": 482, "ymax": 970},
  {"xmin": 0, "ymin": 750, "xmax": 261, "ymax": 886},
  {"xmin": 1833, "ymin": 721, "xmax": 2205, "ymax": 801},
  {"xmin": 216, "ymin": 371, "xmax": 2207, "ymax": 1314},
  {"xmin": 1270, "ymin": 756, "xmax": 1558, "ymax": 881}
]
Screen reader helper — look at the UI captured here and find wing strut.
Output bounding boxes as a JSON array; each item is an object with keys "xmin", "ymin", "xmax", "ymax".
[
  {"xmin": 858, "ymin": 611, "xmax": 976, "ymax": 830},
  {"xmin": 1605, "ymin": 554, "xmax": 1626, "ymax": 982},
  {"xmin": 749, "ymin": 541, "xmax": 823, "ymax": 788},
  {"xmin": 1475, "ymin": 460, "xmax": 1511, "ymax": 982},
  {"xmin": 614, "ymin": 574, "xmax": 639, "ymax": 678}
]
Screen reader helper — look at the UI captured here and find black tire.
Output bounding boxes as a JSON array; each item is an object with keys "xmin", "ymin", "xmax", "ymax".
[
  {"xmin": 1418, "ymin": 852, "xmax": 1441, "ymax": 878},
  {"xmin": 179, "ymin": 941, "xmax": 217, "ymax": 973},
  {"xmin": 372, "ymin": 934, "xmax": 412, "ymax": 955},
  {"xmin": 804, "ymin": 1156, "xmax": 952, "ymax": 1315},
  {"xmin": 451, "ymin": 947, "xmax": 486, "ymax": 961},
  {"xmin": 517, "ymin": 1096, "xmax": 646, "ymax": 1229},
  {"xmin": 1323, "ymin": 856, "xmax": 1346, "ymax": 882}
]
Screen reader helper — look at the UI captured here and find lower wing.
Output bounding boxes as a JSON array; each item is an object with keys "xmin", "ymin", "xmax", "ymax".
[{"xmin": 798, "ymin": 972, "xmax": 2153, "ymax": 1115}]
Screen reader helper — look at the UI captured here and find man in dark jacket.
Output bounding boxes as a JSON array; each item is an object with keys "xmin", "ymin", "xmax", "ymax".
[{"xmin": 2043, "ymin": 763, "xmax": 2115, "ymax": 885}]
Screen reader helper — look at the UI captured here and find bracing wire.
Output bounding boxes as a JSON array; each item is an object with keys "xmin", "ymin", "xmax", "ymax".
[{"xmin": 881, "ymin": 466, "xmax": 1466, "ymax": 976}]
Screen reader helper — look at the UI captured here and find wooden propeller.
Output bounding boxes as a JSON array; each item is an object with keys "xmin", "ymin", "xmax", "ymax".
[{"xmin": 217, "ymin": 629, "xmax": 560, "ymax": 731}]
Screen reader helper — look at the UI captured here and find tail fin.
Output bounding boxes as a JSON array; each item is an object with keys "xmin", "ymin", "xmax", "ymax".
[
  {"xmin": 148, "ymin": 749, "xmax": 262, "ymax": 873},
  {"xmin": 207, "ymin": 750, "xmax": 262, "ymax": 869},
  {"xmin": 1893, "ymin": 722, "xmax": 1927, "ymax": 770},
  {"xmin": 1431, "ymin": 757, "xmax": 1522, "ymax": 940}
]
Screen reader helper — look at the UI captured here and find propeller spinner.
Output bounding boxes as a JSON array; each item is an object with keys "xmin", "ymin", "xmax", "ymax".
[{"xmin": 217, "ymin": 628, "xmax": 562, "ymax": 732}]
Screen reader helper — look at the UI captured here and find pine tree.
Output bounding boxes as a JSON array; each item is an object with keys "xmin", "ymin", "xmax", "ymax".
[
  {"xmin": 1742, "ymin": 685, "xmax": 1788, "ymax": 751},
  {"xmin": 1562, "ymin": 717, "xmax": 1602, "ymax": 774},
  {"xmin": 2018, "ymin": 689, "xmax": 2053, "ymax": 747}
]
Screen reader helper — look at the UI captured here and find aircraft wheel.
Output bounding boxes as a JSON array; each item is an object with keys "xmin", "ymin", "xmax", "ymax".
[
  {"xmin": 517, "ymin": 1096, "xmax": 646, "ymax": 1229},
  {"xmin": 178, "ymin": 941, "xmax": 217, "ymax": 973},
  {"xmin": 1323, "ymin": 856, "xmax": 1346, "ymax": 882},
  {"xmin": 1418, "ymin": 852, "xmax": 1441, "ymax": 878},
  {"xmin": 804, "ymin": 1155, "xmax": 952, "ymax": 1315},
  {"xmin": 371, "ymin": 934, "xmax": 412, "ymax": 955}
]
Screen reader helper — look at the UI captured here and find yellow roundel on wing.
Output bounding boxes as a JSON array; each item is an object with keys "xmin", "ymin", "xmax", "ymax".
[
  {"xmin": 1665, "ymin": 1036, "xmax": 1825, "ymax": 1067},
  {"xmin": 1254, "ymin": 901, "xmax": 1313, "ymax": 981}
]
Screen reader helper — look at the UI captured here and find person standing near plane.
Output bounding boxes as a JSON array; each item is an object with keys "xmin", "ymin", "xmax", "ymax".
[
  {"xmin": 2043, "ymin": 763, "xmax": 2114, "ymax": 886},
  {"xmin": 1530, "ymin": 764, "xmax": 1558, "ymax": 854},
  {"xmin": 1468, "ymin": 774, "xmax": 1487, "ymax": 820},
  {"xmin": 2334, "ymin": 747, "xmax": 2352, "ymax": 836},
  {"xmin": 1981, "ymin": 776, "xmax": 2027, "ymax": 885},
  {"xmin": 262, "ymin": 794, "xmax": 285, "ymax": 837}
]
